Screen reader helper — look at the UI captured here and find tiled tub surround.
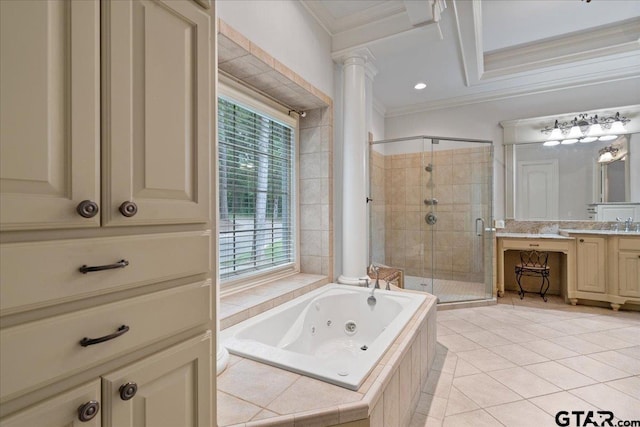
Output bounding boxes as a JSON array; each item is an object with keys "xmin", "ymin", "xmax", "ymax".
[
  {"xmin": 220, "ymin": 274, "xmax": 329, "ymax": 330},
  {"xmin": 222, "ymin": 284, "xmax": 427, "ymax": 390},
  {"xmin": 218, "ymin": 289, "xmax": 438, "ymax": 426}
]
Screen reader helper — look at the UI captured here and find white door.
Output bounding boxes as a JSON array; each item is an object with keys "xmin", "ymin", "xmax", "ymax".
[{"xmin": 517, "ymin": 160, "xmax": 558, "ymax": 220}]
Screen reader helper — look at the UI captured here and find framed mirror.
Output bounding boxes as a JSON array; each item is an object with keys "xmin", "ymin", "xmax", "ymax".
[{"xmin": 506, "ymin": 133, "xmax": 639, "ymax": 221}]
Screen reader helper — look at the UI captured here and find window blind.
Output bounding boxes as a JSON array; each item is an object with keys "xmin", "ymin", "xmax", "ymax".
[{"xmin": 218, "ymin": 97, "xmax": 295, "ymax": 282}]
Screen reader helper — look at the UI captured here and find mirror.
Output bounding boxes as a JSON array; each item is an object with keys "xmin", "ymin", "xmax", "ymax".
[{"xmin": 509, "ymin": 133, "xmax": 639, "ymax": 221}]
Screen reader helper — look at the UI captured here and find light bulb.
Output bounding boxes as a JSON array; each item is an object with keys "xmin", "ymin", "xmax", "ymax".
[
  {"xmin": 543, "ymin": 140, "xmax": 560, "ymax": 146},
  {"xmin": 567, "ymin": 126, "xmax": 583, "ymax": 139},
  {"xmin": 580, "ymin": 137, "xmax": 597, "ymax": 143},
  {"xmin": 561, "ymin": 139, "xmax": 578, "ymax": 145},
  {"xmin": 598, "ymin": 135, "xmax": 617, "ymax": 141}
]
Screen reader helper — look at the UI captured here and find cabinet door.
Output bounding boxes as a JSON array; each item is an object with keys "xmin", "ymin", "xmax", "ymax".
[
  {"xmin": 0, "ymin": 0, "xmax": 100, "ymax": 231},
  {"xmin": 576, "ymin": 236, "xmax": 606, "ymax": 293},
  {"xmin": 1, "ymin": 380, "xmax": 101, "ymax": 427},
  {"xmin": 102, "ymin": 333, "xmax": 211, "ymax": 427},
  {"xmin": 618, "ymin": 251, "xmax": 640, "ymax": 298},
  {"xmin": 102, "ymin": 0, "xmax": 211, "ymax": 227}
]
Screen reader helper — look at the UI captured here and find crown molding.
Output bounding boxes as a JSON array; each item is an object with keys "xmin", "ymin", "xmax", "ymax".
[
  {"xmin": 385, "ymin": 69, "xmax": 640, "ymax": 118},
  {"xmin": 372, "ymin": 97, "xmax": 387, "ymax": 117},
  {"xmin": 331, "ymin": 47, "xmax": 376, "ymax": 64},
  {"xmin": 483, "ymin": 17, "xmax": 640, "ymax": 80},
  {"xmin": 299, "ymin": 1, "xmax": 406, "ymax": 35}
]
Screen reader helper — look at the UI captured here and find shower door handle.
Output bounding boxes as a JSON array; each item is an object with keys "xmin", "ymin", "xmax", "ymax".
[{"xmin": 475, "ymin": 217, "xmax": 485, "ymax": 237}]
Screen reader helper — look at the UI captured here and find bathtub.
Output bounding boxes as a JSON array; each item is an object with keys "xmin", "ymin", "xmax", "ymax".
[{"xmin": 221, "ymin": 283, "xmax": 427, "ymax": 390}]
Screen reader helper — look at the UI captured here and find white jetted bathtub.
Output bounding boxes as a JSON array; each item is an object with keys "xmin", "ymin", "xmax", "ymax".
[{"xmin": 221, "ymin": 283, "xmax": 426, "ymax": 390}]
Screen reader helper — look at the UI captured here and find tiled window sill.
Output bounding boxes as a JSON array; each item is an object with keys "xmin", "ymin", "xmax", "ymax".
[{"xmin": 220, "ymin": 273, "xmax": 329, "ymax": 330}]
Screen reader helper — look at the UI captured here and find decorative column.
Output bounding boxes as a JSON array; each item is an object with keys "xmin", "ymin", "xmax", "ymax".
[{"xmin": 334, "ymin": 49, "xmax": 376, "ymax": 284}]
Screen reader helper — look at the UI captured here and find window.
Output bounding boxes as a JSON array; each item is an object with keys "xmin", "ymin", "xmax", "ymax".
[{"xmin": 218, "ymin": 89, "xmax": 297, "ymax": 284}]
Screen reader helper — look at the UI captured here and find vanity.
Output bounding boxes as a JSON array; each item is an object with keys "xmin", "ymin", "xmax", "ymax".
[
  {"xmin": 559, "ymin": 229, "xmax": 640, "ymax": 311},
  {"xmin": 496, "ymin": 230, "xmax": 640, "ymax": 310},
  {"xmin": 496, "ymin": 105, "xmax": 640, "ymax": 310},
  {"xmin": 496, "ymin": 233, "xmax": 574, "ymax": 300}
]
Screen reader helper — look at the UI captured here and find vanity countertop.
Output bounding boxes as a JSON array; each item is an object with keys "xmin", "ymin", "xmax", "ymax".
[
  {"xmin": 559, "ymin": 229, "xmax": 640, "ymax": 236},
  {"xmin": 496, "ymin": 232, "xmax": 573, "ymax": 240}
]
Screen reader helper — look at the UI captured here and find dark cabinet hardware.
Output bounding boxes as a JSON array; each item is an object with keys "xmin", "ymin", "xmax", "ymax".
[
  {"xmin": 80, "ymin": 325, "xmax": 130, "ymax": 347},
  {"xmin": 579, "ymin": 239, "xmax": 585, "ymax": 242},
  {"xmin": 119, "ymin": 382, "xmax": 138, "ymax": 400},
  {"xmin": 79, "ymin": 259, "xmax": 129, "ymax": 274},
  {"xmin": 77, "ymin": 400, "xmax": 100, "ymax": 422},
  {"xmin": 366, "ymin": 197, "xmax": 373, "ymax": 203},
  {"xmin": 119, "ymin": 201, "xmax": 138, "ymax": 217},
  {"xmin": 76, "ymin": 200, "xmax": 99, "ymax": 218}
]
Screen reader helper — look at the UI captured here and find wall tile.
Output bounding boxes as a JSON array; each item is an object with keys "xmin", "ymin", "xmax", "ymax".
[{"xmin": 383, "ymin": 371, "xmax": 400, "ymax": 427}]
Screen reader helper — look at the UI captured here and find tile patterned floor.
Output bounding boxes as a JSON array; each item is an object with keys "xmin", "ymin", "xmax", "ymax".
[{"xmin": 409, "ymin": 292, "xmax": 640, "ymax": 426}]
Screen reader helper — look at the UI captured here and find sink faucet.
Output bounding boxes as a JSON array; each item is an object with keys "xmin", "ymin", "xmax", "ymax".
[{"xmin": 625, "ymin": 217, "xmax": 633, "ymax": 232}]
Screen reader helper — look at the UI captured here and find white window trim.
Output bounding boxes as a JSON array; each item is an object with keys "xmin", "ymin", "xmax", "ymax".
[{"xmin": 217, "ymin": 78, "xmax": 300, "ymax": 293}]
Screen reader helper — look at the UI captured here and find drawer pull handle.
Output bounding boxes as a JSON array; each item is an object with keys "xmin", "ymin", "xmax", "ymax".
[
  {"xmin": 119, "ymin": 201, "xmax": 138, "ymax": 217},
  {"xmin": 76, "ymin": 200, "xmax": 99, "ymax": 218},
  {"xmin": 80, "ymin": 325, "xmax": 129, "ymax": 347},
  {"xmin": 529, "ymin": 244, "xmax": 539, "ymax": 247},
  {"xmin": 119, "ymin": 382, "xmax": 138, "ymax": 400},
  {"xmin": 79, "ymin": 259, "xmax": 129, "ymax": 274},
  {"xmin": 77, "ymin": 400, "xmax": 100, "ymax": 422}
]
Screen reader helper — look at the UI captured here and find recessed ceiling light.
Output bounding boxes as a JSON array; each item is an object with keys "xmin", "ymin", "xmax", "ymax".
[{"xmin": 414, "ymin": 82, "xmax": 427, "ymax": 90}]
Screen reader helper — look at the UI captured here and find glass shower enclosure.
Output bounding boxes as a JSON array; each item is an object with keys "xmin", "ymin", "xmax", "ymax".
[{"xmin": 369, "ymin": 136, "xmax": 494, "ymax": 303}]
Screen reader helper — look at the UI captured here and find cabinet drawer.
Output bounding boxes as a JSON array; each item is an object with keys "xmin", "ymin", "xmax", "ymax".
[
  {"xmin": 0, "ymin": 232, "xmax": 209, "ymax": 315},
  {"xmin": 501, "ymin": 238, "xmax": 570, "ymax": 252},
  {"xmin": 0, "ymin": 281, "xmax": 210, "ymax": 401},
  {"xmin": 619, "ymin": 238, "xmax": 640, "ymax": 251}
]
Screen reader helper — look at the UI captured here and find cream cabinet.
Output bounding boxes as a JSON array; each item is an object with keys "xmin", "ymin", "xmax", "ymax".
[
  {"xmin": 1, "ymin": 334, "xmax": 211, "ymax": 427},
  {"xmin": 0, "ymin": 0, "xmax": 100, "ymax": 231},
  {"xmin": 565, "ymin": 233, "xmax": 640, "ymax": 311},
  {"xmin": 0, "ymin": 0, "xmax": 214, "ymax": 424},
  {"xmin": 0, "ymin": 380, "xmax": 102, "ymax": 427},
  {"xmin": 576, "ymin": 236, "xmax": 606, "ymax": 293},
  {"xmin": 0, "ymin": 0, "xmax": 210, "ymax": 231},
  {"xmin": 102, "ymin": 333, "xmax": 211, "ymax": 427},
  {"xmin": 617, "ymin": 238, "xmax": 640, "ymax": 299}
]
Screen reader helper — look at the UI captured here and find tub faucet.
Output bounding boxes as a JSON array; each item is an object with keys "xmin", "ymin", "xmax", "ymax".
[
  {"xmin": 367, "ymin": 285, "xmax": 377, "ymax": 306},
  {"xmin": 625, "ymin": 217, "xmax": 633, "ymax": 232},
  {"xmin": 372, "ymin": 265, "xmax": 380, "ymax": 289}
]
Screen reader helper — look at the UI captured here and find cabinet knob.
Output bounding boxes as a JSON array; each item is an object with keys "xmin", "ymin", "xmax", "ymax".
[
  {"xmin": 579, "ymin": 239, "xmax": 585, "ymax": 243},
  {"xmin": 76, "ymin": 200, "xmax": 99, "ymax": 218},
  {"xmin": 119, "ymin": 382, "xmax": 138, "ymax": 400},
  {"xmin": 119, "ymin": 201, "xmax": 138, "ymax": 217},
  {"xmin": 77, "ymin": 400, "xmax": 100, "ymax": 422}
]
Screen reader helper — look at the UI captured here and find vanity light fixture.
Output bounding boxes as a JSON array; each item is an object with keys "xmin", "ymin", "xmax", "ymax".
[
  {"xmin": 541, "ymin": 111, "xmax": 630, "ymax": 145},
  {"xmin": 580, "ymin": 136, "xmax": 598, "ymax": 143},
  {"xmin": 543, "ymin": 140, "xmax": 560, "ymax": 147},
  {"xmin": 597, "ymin": 143, "xmax": 626, "ymax": 163},
  {"xmin": 598, "ymin": 135, "xmax": 618, "ymax": 141},
  {"xmin": 414, "ymin": 82, "xmax": 427, "ymax": 90}
]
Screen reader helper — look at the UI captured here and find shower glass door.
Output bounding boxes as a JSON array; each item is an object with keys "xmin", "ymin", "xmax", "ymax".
[{"xmin": 369, "ymin": 136, "xmax": 494, "ymax": 303}]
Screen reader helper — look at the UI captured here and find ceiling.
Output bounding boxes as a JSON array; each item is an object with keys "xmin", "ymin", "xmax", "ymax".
[{"xmin": 300, "ymin": 0, "xmax": 640, "ymax": 116}]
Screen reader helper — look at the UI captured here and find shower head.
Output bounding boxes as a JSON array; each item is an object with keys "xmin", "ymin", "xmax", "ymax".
[{"xmin": 425, "ymin": 164, "xmax": 433, "ymax": 172}]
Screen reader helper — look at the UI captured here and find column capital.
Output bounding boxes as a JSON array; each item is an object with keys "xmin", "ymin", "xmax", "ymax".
[{"xmin": 331, "ymin": 47, "xmax": 376, "ymax": 66}]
